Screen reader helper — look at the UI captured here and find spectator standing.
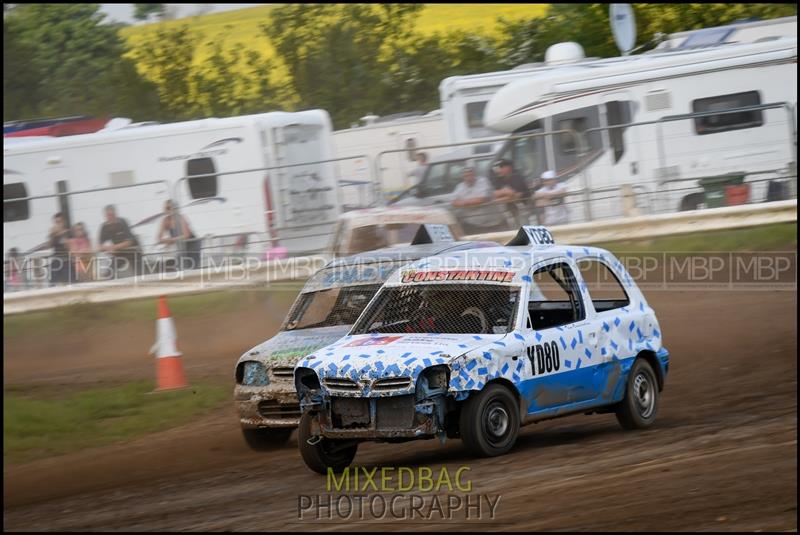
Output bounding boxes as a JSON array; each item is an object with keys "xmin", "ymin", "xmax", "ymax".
[
  {"xmin": 68, "ymin": 222, "xmax": 94, "ymax": 282},
  {"xmin": 534, "ymin": 170, "xmax": 569, "ymax": 225},
  {"xmin": 98, "ymin": 205, "xmax": 142, "ymax": 278},
  {"xmin": 409, "ymin": 152, "xmax": 429, "ymax": 187},
  {"xmin": 491, "ymin": 159, "xmax": 531, "ymax": 202},
  {"xmin": 157, "ymin": 200, "xmax": 201, "ymax": 270},
  {"xmin": 451, "ymin": 166, "xmax": 493, "ymax": 208},
  {"xmin": 48, "ymin": 212, "xmax": 73, "ymax": 285},
  {"xmin": 451, "ymin": 165, "xmax": 497, "ymax": 230}
]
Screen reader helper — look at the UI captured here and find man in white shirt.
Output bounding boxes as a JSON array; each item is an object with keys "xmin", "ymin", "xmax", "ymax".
[
  {"xmin": 533, "ymin": 170, "xmax": 569, "ymax": 226},
  {"xmin": 451, "ymin": 166, "xmax": 492, "ymax": 208},
  {"xmin": 451, "ymin": 166, "xmax": 496, "ymax": 228}
]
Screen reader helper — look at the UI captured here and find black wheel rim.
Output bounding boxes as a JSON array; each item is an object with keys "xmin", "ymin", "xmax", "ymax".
[
  {"xmin": 484, "ymin": 400, "xmax": 512, "ymax": 445},
  {"xmin": 633, "ymin": 371, "xmax": 656, "ymax": 419}
]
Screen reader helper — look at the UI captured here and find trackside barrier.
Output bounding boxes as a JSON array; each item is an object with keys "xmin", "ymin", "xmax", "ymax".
[
  {"xmin": 466, "ymin": 198, "xmax": 798, "ymax": 245},
  {"xmin": 3, "ymin": 199, "xmax": 795, "ymax": 315}
]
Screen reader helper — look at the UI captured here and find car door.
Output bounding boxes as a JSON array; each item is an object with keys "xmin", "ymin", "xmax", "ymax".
[
  {"xmin": 519, "ymin": 258, "xmax": 607, "ymax": 415},
  {"xmin": 574, "ymin": 255, "xmax": 636, "ymax": 403}
]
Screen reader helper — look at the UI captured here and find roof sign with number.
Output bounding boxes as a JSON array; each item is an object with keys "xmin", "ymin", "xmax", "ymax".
[
  {"xmin": 411, "ymin": 224, "xmax": 455, "ymax": 245},
  {"xmin": 506, "ymin": 226, "xmax": 555, "ymax": 246}
]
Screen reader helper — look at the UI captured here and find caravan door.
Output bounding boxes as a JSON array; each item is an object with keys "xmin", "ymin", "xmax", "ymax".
[{"xmin": 270, "ymin": 119, "xmax": 340, "ymax": 253}]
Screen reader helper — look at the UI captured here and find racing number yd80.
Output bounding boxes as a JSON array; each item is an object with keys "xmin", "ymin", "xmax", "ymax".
[{"xmin": 526, "ymin": 341, "xmax": 561, "ymax": 375}]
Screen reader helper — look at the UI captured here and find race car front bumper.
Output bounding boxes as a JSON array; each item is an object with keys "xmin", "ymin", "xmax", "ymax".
[
  {"xmin": 314, "ymin": 394, "xmax": 441, "ymax": 439},
  {"xmin": 234, "ymin": 385, "xmax": 302, "ymax": 429}
]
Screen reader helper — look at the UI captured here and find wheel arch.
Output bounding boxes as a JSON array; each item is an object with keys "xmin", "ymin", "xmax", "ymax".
[
  {"xmin": 635, "ymin": 350, "xmax": 664, "ymax": 391},
  {"xmin": 482, "ymin": 377, "xmax": 525, "ymax": 421}
]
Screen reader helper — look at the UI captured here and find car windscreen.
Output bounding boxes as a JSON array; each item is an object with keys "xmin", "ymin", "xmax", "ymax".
[
  {"xmin": 351, "ymin": 283, "xmax": 520, "ymax": 335},
  {"xmin": 348, "ymin": 224, "xmax": 444, "ymax": 255},
  {"xmin": 283, "ymin": 284, "xmax": 383, "ymax": 331}
]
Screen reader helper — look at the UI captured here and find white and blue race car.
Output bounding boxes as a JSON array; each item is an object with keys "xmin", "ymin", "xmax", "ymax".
[{"xmin": 294, "ymin": 226, "xmax": 669, "ymax": 473}]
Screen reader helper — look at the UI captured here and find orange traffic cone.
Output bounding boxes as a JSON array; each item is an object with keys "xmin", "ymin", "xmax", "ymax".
[{"xmin": 150, "ymin": 295, "xmax": 188, "ymax": 391}]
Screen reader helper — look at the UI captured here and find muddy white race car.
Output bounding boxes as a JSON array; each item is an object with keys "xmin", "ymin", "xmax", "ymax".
[
  {"xmin": 294, "ymin": 226, "xmax": 670, "ymax": 473},
  {"xmin": 233, "ymin": 225, "xmax": 495, "ymax": 449}
]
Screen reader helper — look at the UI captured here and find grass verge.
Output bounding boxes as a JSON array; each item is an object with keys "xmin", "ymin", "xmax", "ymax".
[
  {"xmin": 3, "ymin": 380, "xmax": 229, "ymax": 464},
  {"xmin": 3, "ymin": 285, "xmax": 302, "ymax": 340},
  {"xmin": 595, "ymin": 223, "xmax": 797, "ymax": 253}
]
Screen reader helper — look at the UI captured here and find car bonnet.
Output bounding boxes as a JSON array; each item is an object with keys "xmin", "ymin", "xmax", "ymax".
[{"xmin": 296, "ymin": 332, "xmax": 508, "ymax": 382}]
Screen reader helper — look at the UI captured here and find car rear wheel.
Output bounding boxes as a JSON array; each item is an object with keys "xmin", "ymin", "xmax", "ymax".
[
  {"xmin": 616, "ymin": 358, "xmax": 660, "ymax": 430},
  {"xmin": 241, "ymin": 427, "xmax": 293, "ymax": 450},
  {"xmin": 297, "ymin": 412, "xmax": 358, "ymax": 475},
  {"xmin": 459, "ymin": 383, "xmax": 520, "ymax": 457}
]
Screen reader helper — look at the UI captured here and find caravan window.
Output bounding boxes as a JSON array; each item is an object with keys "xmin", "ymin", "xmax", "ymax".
[
  {"xmin": 553, "ymin": 105, "xmax": 602, "ymax": 171},
  {"xmin": 692, "ymin": 91, "xmax": 763, "ymax": 135},
  {"xmin": 556, "ymin": 117, "xmax": 588, "ymax": 154},
  {"xmin": 499, "ymin": 120, "xmax": 546, "ymax": 182},
  {"xmin": 554, "ymin": 106, "xmax": 601, "ymax": 155},
  {"xmin": 466, "ymin": 101, "xmax": 487, "ymax": 130},
  {"xmin": 4, "ymin": 183, "xmax": 29, "ymax": 222},
  {"xmin": 186, "ymin": 157, "xmax": 218, "ymax": 199}
]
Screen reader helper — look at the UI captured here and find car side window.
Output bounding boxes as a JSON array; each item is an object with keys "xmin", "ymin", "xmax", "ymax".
[
  {"xmin": 528, "ymin": 262, "xmax": 585, "ymax": 330},
  {"xmin": 421, "ymin": 162, "xmax": 449, "ymax": 196},
  {"xmin": 576, "ymin": 259, "xmax": 630, "ymax": 313}
]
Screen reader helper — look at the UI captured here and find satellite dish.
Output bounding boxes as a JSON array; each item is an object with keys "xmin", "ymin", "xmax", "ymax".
[{"xmin": 610, "ymin": 4, "xmax": 636, "ymax": 55}]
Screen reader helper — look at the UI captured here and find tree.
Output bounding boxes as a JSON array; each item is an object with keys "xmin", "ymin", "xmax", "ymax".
[
  {"xmin": 132, "ymin": 24, "xmax": 282, "ymax": 120},
  {"xmin": 263, "ymin": 4, "xmax": 425, "ymax": 128},
  {"xmin": 495, "ymin": 3, "xmax": 798, "ymax": 68},
  {"xmin": 133, "ymin": 3, "xmax": 165, "ymax": 22},
  {"xmin": 3, "ymin": 3, "xmax": 163, "ymax": 121}
]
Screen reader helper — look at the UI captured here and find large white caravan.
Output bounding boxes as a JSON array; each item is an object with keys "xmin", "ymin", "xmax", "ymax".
[
  {"xmin": 483, "ymin": 35, "xmax": 797, "ymax": 220},
  {"xmin": 3, "ymin": 110, "xmax": 341, "ymax": 260},
  {"xmin": 332, "ymin": 110, "xmax": 448, "ymax": 201},
  {"xmin": 439, "ymin": 15, "xmax": 797, "ymax": 147}
]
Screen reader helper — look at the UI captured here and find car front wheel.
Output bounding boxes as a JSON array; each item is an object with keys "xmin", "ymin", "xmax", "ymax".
[
  {"xmin": 459, "ymin": 383, "xmax": 520, "ymax": 457},
  {"xmin": 616, "ymin": 358, "xmax": 660, "ymax": 430},
  {"xmin": 297, "ymin": 412, "xmax": 358, "ymax": 475}
]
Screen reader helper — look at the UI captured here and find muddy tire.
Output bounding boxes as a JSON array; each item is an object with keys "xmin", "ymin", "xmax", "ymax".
[
  {"xmin": 241, "ymin": 427, "xmax": 293, "ymax": 450},
  {"xmin": 297, "ymin": 412, "xmax": 358, "ymax": 475},
  {"xmin": 459, "ymin": 383, "xmax": 520, "ymax": 457},
  {"xmin": 616, "ymin": 358, "xmax": 660, "ymax": 430}
]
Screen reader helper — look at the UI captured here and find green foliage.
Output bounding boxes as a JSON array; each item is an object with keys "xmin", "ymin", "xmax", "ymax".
[
  {"xmin": 263, "ymin": 4, "xmax": 426, "ymax": 128},
  {"xmin": 3, "ymin": 3, "xmax": 162, "ymax": 121},
  {"xmin": 131, "ymin": 24, "xmax": 283, "ymax": 120},
  {"xmin": 133, "ymin": 3, "xmax": 165, "ymax": 22},
  {"xmin": 6, "ymin": 3, "xmax": 796, "ymax": 125},
  {"xmin": 496, "ymin": 3, "xmax": 799, "ymax": 66}
]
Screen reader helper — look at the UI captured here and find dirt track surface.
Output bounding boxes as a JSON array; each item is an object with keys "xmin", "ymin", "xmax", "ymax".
[{"xmin": 4, "ymin": 290, "xmax": 797, "ymax": 531}]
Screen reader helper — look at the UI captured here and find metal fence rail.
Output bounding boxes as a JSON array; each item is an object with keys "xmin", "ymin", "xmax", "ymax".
[{"xmin": 4, "ymin": 103, "xmax": 797, "ymax": 293}]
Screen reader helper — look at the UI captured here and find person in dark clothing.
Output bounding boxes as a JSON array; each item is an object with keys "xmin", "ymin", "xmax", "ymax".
[
  {"xmin": 98, "ymin": 204, "xmax": 142, "ymax": 278},
  {"xmin": 491, "ymin": 159, "xmax": 531, "ymax": 202},
  {"xmin": 157, "ymin": 200, "xmax": 201, "ymax": 271},
  {"xmin": 49, "ymin": 212, "xmax": 73, "ymax": 285}
]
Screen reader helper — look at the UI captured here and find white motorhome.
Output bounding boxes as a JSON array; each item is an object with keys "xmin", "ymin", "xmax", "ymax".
[
  {"xmin": 332, "ymin": 110, "xmax": 448, "ymax": 202},
  {"xmin": 3, "ymin": 110, "xmax": 341, "ymax": 261},
  {"xmin": 654, "ymin": 15, "xmax": 797, "ymax": 51},
  {"xmin": 483, "ymin": 36, "xmax": 797, "ymax": 221},
  {"xmin": 439, "ymin": 15, "xmax": 797, "ymax": 147}
]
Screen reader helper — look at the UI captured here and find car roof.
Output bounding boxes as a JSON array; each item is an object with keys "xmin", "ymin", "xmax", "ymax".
[
  {"xmin": 428, "ymin": 142, "xmax": 503, "ymax": 164},
  {"xmin": 324, "ymin": 240, "xmax": 497, "ymax": 269},
  {"xmin": 383, "ymin": 244, "xmax": 622, "ymax": 286},
  {"xmin": 335, "ymin": 206, "xmax": 455, "ymax": 228}
]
